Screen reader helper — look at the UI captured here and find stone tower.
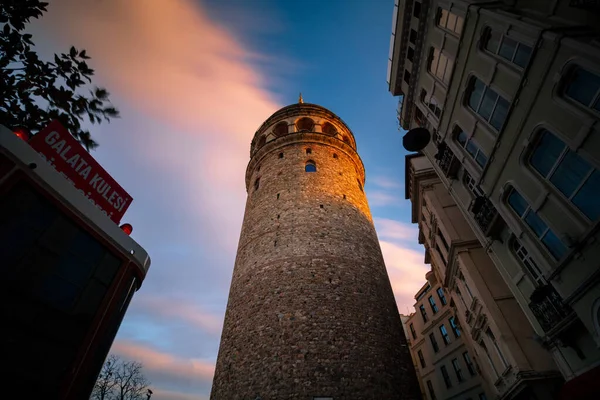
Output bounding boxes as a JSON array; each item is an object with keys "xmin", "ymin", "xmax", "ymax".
[{"xmin": 211, "ymin": 101, "xmax": 420, "ymax": 400}]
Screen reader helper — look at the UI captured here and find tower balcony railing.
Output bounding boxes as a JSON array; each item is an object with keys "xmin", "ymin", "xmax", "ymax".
[
  {"xmin": 434, "ymin": 142, "xmax": 460, "ymax": 179},
  {"xmin": 528, "ymin": 284, "xmax": 573, "ymax": 332}
]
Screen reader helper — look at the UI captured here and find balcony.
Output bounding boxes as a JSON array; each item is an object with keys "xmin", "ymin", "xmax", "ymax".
[
  {"xmin": 529, "ymin": 284, "xmax": 573, "ymax": 332},
  {"xmin": 434, "ymin": 142, "xmax": 460, "ymax": 179},
  {"xmin": 471, "ymin": 196, "xmax": 504, "ymax": 238}
]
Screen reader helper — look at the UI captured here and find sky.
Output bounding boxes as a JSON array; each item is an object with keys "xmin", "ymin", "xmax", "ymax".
[{"xmin": 35, "ymin": 0, "xmax": 430, "ymax": 398}]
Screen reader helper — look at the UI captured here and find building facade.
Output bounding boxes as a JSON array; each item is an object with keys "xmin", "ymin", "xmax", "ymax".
[
  {"xmin": 210, "ymin": 100, "xmax": 420, "ymax": 399},
  {"xmin": 402, "ymin": 271, "xmax": 490, "ymax": 400},
  {"xmin": 389, "ymin": 0, "xmax": 600, "ymax": 398}
]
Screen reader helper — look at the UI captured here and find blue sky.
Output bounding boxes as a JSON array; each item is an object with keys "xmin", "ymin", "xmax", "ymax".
[{"xmin": 38, "ymin": 0, "xmax": 429, "ymax": 398}]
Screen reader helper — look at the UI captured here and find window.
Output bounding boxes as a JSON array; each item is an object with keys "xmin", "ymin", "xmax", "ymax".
[
  {"xmin": 456, "ymin": 128, "xmax": 488, "ymax": 168},
  {"xmin": 420, "ymin": 304, "xmax": 428, "ymax": 322},
  {"xmin": 438, "ymin": 230, "xmax": 450, "ymax": 252},
  {"xmin": 426, "ymin": 380, "xmax": 436, "ymax": 400},
  {"xmin": 429, "ymin": 296, "xmax": 438, "ymax": 314},
  {"xmin": 484, "ymin": 29, "xmax": 532, "ymax": 68},
  {"xmin": 409, "ymin": 323, "xmax": 417, "ymax": 340},
  {"xmin": 410, "ymin": 29, "xmax": 417, "ymax": 44},
  {"xmin": 357, "ymin": 179, "xmax": 363, "ymax": 192},
  {"xmin": 511, "ymin": 237, "xmax": 545, "ymax": 285},
  {"xmin": 322, "ymin": 122, "xmax": 337, "ymax": 135},
  {"xmin": 507, "ymin": 188, "xmax": 568, "ymax": 259},
  {"xmin": 463, "ymin": 352, "xmax": 477, "ymax": 376},
  {"xmin": 279, "ymin": 152, "xmax": 284, "ymax": 158},
  {"xmin": 437, "ymin": 8, "xmax": 464, "ymax": 35},
  {"xmin": 407, "ymin": 47, "xmax": 415, "ymax": 62},
  {"xmin": 418, "ymin": 349, "xmax": 426, "ymax": 368},
  {"xmin": 440, "ymin": 365, "xmax": 452, "ymax": 388},
  {"xmin": 413, "ymin": 1, "xmax": 421, "ymax": 18},
  {"xmin": 305, "ymin": 161, "xmax": 317, "ymax": 173},
  {"xmin": 254, "ymin": 178, "xmax": 260, "ymax": 191},
  {"xmin": 463, "ymin": 170, "xmax": 484, "ymax": 198},
  {"xmin": 529, "ymin": 129, "xmax": 600, "ymax": 221},
  {"xmin": 439, "ymin": 325, "xmax": 451, "ymax": 345},
  {"xmin": 486, "ymin": 328, "xmax": 509, "ymax": 368},
  {"xmin": 404, "ymin": 69, "xmax": 411, "ymax": 84},
  {"xmin": 429, "ymin": 333, "xmax": 439, "ymax": 352},
  {"xmin": 449, "ymin": 316, "xmax": 461, "ymax": 337},
  {"xmin": 306, "ymin": 148, "xmax": 312, "ymax": 154},
  {"xmin": 437, "ymin": 287, "xmax": 447, "ymax": 305},
  {"xmin": 296, "ymin": 117, "xmax": 315, "ymax": 132},
  {"xmin": 467, "ymin": 77, "xmax": 510, "ymax": 131},
  {"xmin": 273, "ymin": 121, "xmax": 288, "ymax": 136},
  {"xmin": 452, "ymin": 358, "xmax": 465, "ymax": 382},
  {"xmin": 421, "ymin": 88, "xmax": 442, "ymax": 119},
  {"xmin": 428, "ymin": 47, "xmax": 453, "ymax": 84},
  {"xmin": 564, "ymin": 66, "xmax": 600, "ymax": 112}
]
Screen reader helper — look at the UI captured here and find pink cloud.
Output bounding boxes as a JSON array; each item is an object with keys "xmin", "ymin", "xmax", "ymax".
[
  {"xmin": 131, "ymin": 295, "xmax": 223, "ymax": 336},
  {"xmin": 371, "ymin": 176, "xmax": 403, "ymax": 189},
  {"xmin": 367, "ymin": 190, "xmax": 401, "ymax": 206},
  {"xmin": 112, "ymin": 340, "xmax": 215, "ymax": 383},
  {"xmin": 379, "ymin": 240, "xmax": 429, "ymax": 312},
  {"xmin": 374, "ymin": 218, "xmax": 419, "ymax": 241}
]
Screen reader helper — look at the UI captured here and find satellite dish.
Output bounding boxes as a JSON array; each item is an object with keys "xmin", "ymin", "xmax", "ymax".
[{"xmin": 402, "ymin": 127, "xmax": 431, "ymax": 152}]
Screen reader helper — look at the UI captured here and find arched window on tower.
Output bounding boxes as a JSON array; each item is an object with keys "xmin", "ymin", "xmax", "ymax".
[
  {"xmin": 358, "ymin": 179, "xmax": 363, "ymax": 192},
  {"xmin": 322, "ymin": 122, "xmax": 337, "ymax": 135},
  {"xmin": 273, "ymin": 121, "xmax": 288, "ymax": 136},
  {"xmin": 257, "ymin": 135, "xmax": 266, "ymax": 149},
  {"xmin": 254, "ymin": 178, "xmax": 260, "ymax": 191},
  {"xmin": 305, "ymin": 161, "xmax": 317, "ymax": 172},
  {"xmin": 296, "ymin": 117, "xmax": 315, "ymax": 132},
  {"xmin": 343, "ymin": 135, "xmax": 351, "ymax": 145}
]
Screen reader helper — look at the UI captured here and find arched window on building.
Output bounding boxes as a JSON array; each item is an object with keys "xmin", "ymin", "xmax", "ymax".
[
  {"xmin": 257, "ymin": 135, "xmax": 266, "ymax": 149},
  {"xmin": 305, "ymin": 161, "xmax": 317, "ymax": 172},
  {"xmin": 322, "ymin": 122, "xmax": 337, "ymax": 135},
  {"xmin": 296, "ymin": 117, "xmax": 315, "ymax": 132},
  {"xmin": 273, "ymin": 121, "xmax": 288, "ymax": 136},
  {"xmin": 254, "ymin": 178, "xmax": 260, "ymax": 191}
]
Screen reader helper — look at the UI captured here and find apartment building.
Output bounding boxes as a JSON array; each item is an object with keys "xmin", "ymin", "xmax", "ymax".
[
  {"xmin": 402, "ymin": 271, "xmax": 490, "ymax": 400},
  {"xmin": 388, "ymin": 0, "xmax": 600, "ymax": 398}
]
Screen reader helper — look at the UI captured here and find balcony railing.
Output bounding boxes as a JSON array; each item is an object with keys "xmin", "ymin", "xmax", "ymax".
[
  {"xmin": 529, "ymin": 284, "xmax": 572, "ymax": 332},
  {"xmin": 471, "ymin": 196, "xmax": 504, "ymax": 238},
  {"xmin": 434, "ymin": 142, "xmax": 460, "ymax": 179}
]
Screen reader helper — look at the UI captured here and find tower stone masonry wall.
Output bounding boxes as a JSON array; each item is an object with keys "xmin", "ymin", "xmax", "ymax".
[{"xmin": 211, "ymin": 104, "xmax": 420, "ymax": 400}]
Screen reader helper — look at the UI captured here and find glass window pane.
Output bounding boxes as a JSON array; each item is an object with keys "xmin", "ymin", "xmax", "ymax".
[
  {"xmin": 479, "ymin": 88, "xmax": 498, "ymax": 121},
  {"xmin": 573, "ymin": 169, "xmax": 600, "ymax": 221},
  {"xmin": 439, "ymin": 9, "xmax": 448, "ymax": 28},
  {"xmin": 444, "ymin": 59, "xmax": 454, "ymax": 84},
  {"xmin": 454, "ymin": 16, "xmax": 464, "ymax": 34},
  {"xmin": 447, "ymin": 13, "xmax": 457, "ymax": 32},
  {"xmin": 541, "ymin": 230, "xmax": 568, "ymax": 259},
  {"xmin": 490, "ymin": 96, "xmax": 509, "ymax": 130},
  {"xmin": 457, "ymin": 130, "xmax": 468, "ymax": 146},
  {"xmin": 514, "ymin": 44, "xmax": 532, "ymax": 68},
  {"xmin": 476, "ymin": 151, "xmax": 488, "ymax": 168},
  {"xmin": 508, "ymin": 190, "xmax": 528, "ymax": 217},
  {"xmin": 36, "ymin": 275, "xmax": 80, "ymax": 310},
  {"xmin": 469, "ymin": 79, "xmax": 485, "ymax": 110},
  {"xmin": 466, "ymin": 140, "xmax": 479, "ymax": 158},
  {"xmin": 430, "ymin": 47, "xmax": 440, "ymax": 74},
  {"xmin": 499, "ymin": 37, "xmax": 517, "ymax": 61},
  {"xmin": 485, "ymin": 30, "xmax": 501, "ymax": 53},
  {"xmin": 549, "ymin": 150, "xmax": 593, "ymax": 198},
  {"xmin": 530, "ymin": 131, "xmax": 565, "ymax": 178},
  {"xmin": 437, "ymin": 55, "xmax": 448, "ymax": 81},
  {"xmin": 525, "ymin": 211, "xmax": 548, "ymax": 238},
  {"xmin": 566, "ymin": 68, "xmax": 600, "ymax": 107}
]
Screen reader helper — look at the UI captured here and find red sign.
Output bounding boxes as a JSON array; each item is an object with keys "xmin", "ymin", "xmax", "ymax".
[{"xmin": 29, "ymin": 120, "xmax": 132, "ymax": 223}]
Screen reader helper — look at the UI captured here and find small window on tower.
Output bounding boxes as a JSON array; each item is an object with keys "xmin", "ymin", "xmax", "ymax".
[
  {"xmin": 306, "ymin": 148, "xmax": 312, "ymax": 154},
  {"xmin": 305, "ymin": 161, "xmax": 317, "ymax": 173},
  {"xmin": 279, "ymin": 152, "xmax": 284, "ymax": 158},
  {"xmin": 254, "ymin": 178, "xmax": 260, "ymax": 191},
  {"xmin": 357, "ymin": 179, "xmax": 363, "ymax": 192},
  {"xmin": 273, "ymin": 121, "xmax": 288, "ymax": 136}
]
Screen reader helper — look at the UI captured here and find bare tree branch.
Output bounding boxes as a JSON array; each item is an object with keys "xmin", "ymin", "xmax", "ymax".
[{"xmin": 91, "ymin": 355, "xmax": 151, "ymax": 400}]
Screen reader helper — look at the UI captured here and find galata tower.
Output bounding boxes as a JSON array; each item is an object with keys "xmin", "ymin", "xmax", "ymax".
[{"xmin": 211, "ymin": 98, "xmax": 420, "ymax": 399}]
